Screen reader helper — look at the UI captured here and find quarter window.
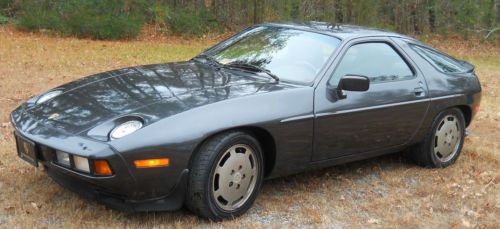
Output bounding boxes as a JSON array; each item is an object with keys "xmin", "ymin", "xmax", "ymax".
[
  {"xmin": 329, "ymin": 42, "xmax": 414, "ymax": 85},
  {"xmin": 410, "ymin": 44, "xmax": 468, "ymax": 73}
]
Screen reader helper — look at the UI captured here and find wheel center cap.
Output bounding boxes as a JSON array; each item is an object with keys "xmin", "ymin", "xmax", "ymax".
[
  {"xmin": 233, "ymin": 172, "xmax": 242, "ymax": 184},
  {"xmin": 446, "ymin": 134, "xmax": 452, "ymax": 143}
]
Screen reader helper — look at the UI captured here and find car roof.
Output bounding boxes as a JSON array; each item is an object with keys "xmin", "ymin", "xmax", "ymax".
[{"xmin": 262, "ymin": 21, "xmax": 414, "ymax": 41}]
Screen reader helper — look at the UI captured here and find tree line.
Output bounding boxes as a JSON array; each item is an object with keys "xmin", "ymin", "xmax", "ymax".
[
  {"xmin": 0, "ymin": 0, "xmax": 498, "ymax": 40},
  {"xmin": 207, "ymin": 0, "xmax": 498, "ymax": 38}
]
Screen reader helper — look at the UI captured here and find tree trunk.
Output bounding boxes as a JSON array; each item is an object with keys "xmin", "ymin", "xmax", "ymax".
[
  {"xmin": 428, "ymin": 0, "xmax": 436, "ymax": 33},
  {"xmin": 335, "ymin": 0, "xmax": 343, "ymax": 23},
  {"xmin": 254, "ymin": 0, "xmax": 259, "ymax": 24}
]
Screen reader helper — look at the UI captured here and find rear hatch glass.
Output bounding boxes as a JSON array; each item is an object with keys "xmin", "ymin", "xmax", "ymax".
[{"xmin": 409, "ymin": 44, "xmax": 474, "ymax": 73}]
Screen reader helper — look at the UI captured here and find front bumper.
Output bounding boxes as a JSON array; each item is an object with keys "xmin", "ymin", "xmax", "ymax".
[
  {"xmin": 17, "ymin": 129, "xmax": 189, "ymax": 212},
  {"xmin": 45, "ymin": 162, "xmax": 188, "ymax": 212},
  {"xmin": 11, "ymin": 125, "xmax": 189, "ymax": 212}
]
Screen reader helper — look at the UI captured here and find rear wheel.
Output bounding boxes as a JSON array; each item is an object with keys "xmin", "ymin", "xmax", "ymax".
[
  {"xmin": 186, "ymin": 131, "xmax": 264, "ymax": 220},
  {"xmin": 410, "ymin": 108, "xmax": 465, "ymax": 168}
]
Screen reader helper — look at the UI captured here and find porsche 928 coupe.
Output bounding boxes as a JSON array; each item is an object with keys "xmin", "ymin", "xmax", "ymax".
[{"xmin": 11, "ymin": 22, "xmax": 481, "ymax": 220}]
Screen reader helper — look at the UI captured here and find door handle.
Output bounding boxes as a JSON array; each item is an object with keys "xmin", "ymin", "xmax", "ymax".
[{"xmin": 414, "ymin": 87, "xmax": 425, "ymax": 97}]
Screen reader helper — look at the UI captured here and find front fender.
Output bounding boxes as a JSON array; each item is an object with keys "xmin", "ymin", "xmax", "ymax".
[{"xmin": 110, "ymin": 86, "xmax": 314, "ymax": 180}]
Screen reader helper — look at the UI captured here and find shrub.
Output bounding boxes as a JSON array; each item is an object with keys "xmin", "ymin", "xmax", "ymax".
[
  {"xmin": 0, "ymin": 13, "xmax": 8, "ymax": 24},
  {"xmin": 146, "ymin": 2, "xmax": 171, "ymax": 32},
  {"xmin": 16, "ymin": 0, "xmax": 145, "ymax": 40},
  {"xmin": 16, "ymin": 3, "xmax": 67, "ymax": 32},
  {"xmin": 0, "ymin": 0, "xmax": 12, "ymax": 10},
  {"xmin": 167, "ymin": 6, "xmax": 219, "ymax": 36},
  {"xmin": 13, "ymin": 0, "xmax": 222, "ymax": 38},
  {"xmin": 0, "ymin": 0, "xmax": 18, "ymax": 17}
]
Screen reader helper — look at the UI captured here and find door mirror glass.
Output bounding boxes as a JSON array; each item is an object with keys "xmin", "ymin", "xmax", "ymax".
[{"xmin": 339, "ymin": 75, "xmax": 370, "ymax": 92}]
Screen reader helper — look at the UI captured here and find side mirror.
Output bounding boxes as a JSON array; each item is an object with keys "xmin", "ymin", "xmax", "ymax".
[{"xmin": 336, "ymin": 75, "xmax": 370, "ymax": 99}]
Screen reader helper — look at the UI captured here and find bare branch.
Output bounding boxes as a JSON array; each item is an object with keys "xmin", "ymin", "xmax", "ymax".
[{"xmin": 485, "ymin": 28, "xmax": 500, "ymax": 39}]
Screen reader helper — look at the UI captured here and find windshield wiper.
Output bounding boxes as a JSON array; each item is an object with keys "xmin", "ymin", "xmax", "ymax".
[
  {"xmin": 224, "ymin": 62, "xmax": 279, "ymax": 82},
  {"xmin": 193, "ymin": 54, "xmax": 221, "ymax": 66}
]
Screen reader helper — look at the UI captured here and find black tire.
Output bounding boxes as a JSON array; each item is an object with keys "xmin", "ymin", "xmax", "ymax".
[
  {"xmin": 410, "ymin": 108, "xmax": 466, "ymax": 168},
  {"xmin": 185, "ymin": 131, "xmax": 264, "ymax": 221}
]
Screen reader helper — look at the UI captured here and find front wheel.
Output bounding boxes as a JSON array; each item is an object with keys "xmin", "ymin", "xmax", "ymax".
[
  {"xmin": 186, "ymin": 131, "xmax": 264, "ymax": 220},
  {"xmin": 410, "ymin": 108, "xmax": 466, "ymax": 168}
]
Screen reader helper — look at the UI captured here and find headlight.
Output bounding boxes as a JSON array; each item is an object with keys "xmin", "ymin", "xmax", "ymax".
[
  {"xmin": 36, "ymin": 90, "xmax": 62, "ymax": 104},
  {"xmin": 110, "ymin": 120, "xmax": 143, "ymax": 140}
]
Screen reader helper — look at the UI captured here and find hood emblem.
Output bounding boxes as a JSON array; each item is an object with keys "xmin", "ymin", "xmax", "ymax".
[{"xmin": 48, "ymin": 113, "xmax": 60, "ymax": 120}]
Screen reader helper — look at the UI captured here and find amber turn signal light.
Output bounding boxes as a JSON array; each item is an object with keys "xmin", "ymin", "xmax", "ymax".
[
  {"xmin": 94, "ymin": 160, "xmax": 113, "ymax": 175},
  {"xmin": 134, "ymin": 158, "xmax": 169, "ymax": 168}
]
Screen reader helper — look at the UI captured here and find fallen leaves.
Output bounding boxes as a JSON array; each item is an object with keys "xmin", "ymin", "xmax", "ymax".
[
  {"xmin": 30, "ymin": 202, "xmax": 41, "ymax": 210},
  {"xmin": 367, "ymin": 218, "xmax": 380, "ymax": 224},
  {"xmin": 462, "ymin": 219, "xmax": 472, "ymax": 228},
  {"xmin": 1, "ymin": 122, "xmax": 9, "ymax": 128}
]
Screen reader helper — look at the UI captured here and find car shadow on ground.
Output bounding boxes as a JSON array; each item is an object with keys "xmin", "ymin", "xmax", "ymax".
[{"xmin": 123, "ymin": 151, "xmax": 418, "ymax": 221}]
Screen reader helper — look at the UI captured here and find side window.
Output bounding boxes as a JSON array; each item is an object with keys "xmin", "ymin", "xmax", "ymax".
[
  {"xmin": 410, "ymin": 44, "xmax": 467, "ymax": 73},
  {"xmin": 329, "ymin": 42, "xmax": 414, "ymax": 85}
]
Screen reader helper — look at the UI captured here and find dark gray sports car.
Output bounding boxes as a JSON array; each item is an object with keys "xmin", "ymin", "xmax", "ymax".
[{"xmin": 11, "ymin": 22, "xmax": 481, "ymax": 220}]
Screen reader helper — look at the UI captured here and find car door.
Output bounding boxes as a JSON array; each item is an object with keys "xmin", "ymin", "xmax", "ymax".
[{"xmin": 312, "ymin": 37, "xmax": 430, "ymax": 161}]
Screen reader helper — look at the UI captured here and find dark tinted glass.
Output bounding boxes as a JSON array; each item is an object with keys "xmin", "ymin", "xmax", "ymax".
[
  {"xmin": 330, "ymin": 42, "xmax": 414, "ymax": 84},
  {"xmin": 209, "ymin": 26, "xmax": 341, "ymax": 83},
  {"xmin": 410, "ymin": 44, "xmax": 468, "ymax": 73}
]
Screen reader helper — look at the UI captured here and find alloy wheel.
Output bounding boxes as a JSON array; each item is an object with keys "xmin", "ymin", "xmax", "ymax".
[
  {"xmin": 211, "ymin": 144, "xmax": 258, "ymax": 211},
  {"xmin": 433, "ymin": 114, "xmax": 462, "ymax": 163}
]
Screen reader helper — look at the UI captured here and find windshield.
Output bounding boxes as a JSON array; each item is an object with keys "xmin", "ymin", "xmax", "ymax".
[{"xmin": 206, "ymin": 26, "xmax": 341, "ymax": 84}]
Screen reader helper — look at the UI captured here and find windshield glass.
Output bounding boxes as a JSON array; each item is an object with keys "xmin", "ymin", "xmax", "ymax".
[{"xmin": 206, "ymin": 26, "xmax": 341, "ymax": 83}]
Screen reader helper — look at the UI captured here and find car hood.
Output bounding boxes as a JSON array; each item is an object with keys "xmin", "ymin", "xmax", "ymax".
[{"xmin": 11, "ymin": 61, "xmax": 297, "ymax": 137}]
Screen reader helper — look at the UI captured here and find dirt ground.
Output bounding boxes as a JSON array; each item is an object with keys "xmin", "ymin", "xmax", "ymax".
[{"xmin": 0, "ymin": 26, "xmax": 498, "ymax": 228}]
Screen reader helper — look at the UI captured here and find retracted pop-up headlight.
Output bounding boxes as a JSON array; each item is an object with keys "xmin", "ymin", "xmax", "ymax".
[
  {"xmin": 36, "ymin": 90, "xmax": 63, "ymax": 105},
  {"xmin": 109, "ymin": 120, "xmax": 143, "ymax": 140}
]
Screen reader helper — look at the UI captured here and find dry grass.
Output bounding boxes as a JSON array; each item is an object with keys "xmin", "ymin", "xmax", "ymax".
[{"xmin": 0, "ymin": 25, "xmax": 499, "ymax": 228}]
